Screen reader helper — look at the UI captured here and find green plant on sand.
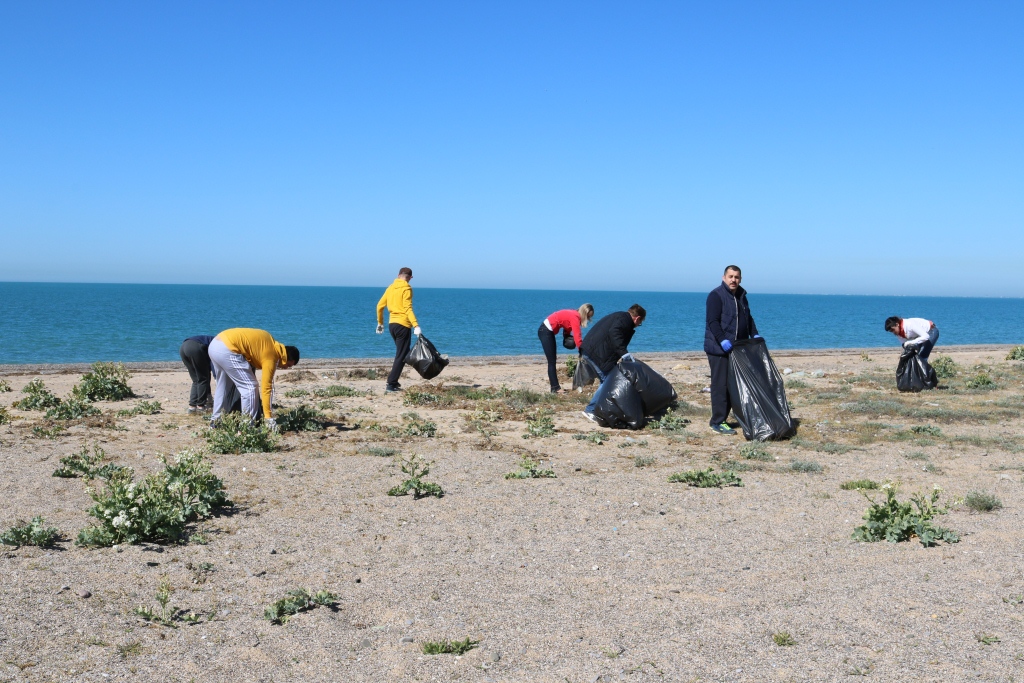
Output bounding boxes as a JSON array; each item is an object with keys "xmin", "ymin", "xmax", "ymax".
[
  {"xmin": 668, "ymin": 467, "xmax": 743, "ymax": 488},
  {"xmin": 1, "ymin": 516, "xmax": 60, "ymax": 548},
  {"xmin": 72, "ymin": 362, "xmax": 135, "ymax": 402},
  {"xmin": 387, "ymin": 455, "xmax": 444, "ymax": 499},
  {"xmin": 505, "ymin": 455, "xmax": 556, "ymax": 479},
  {"xmin": 852, "ymin": 482, "xmax": 959, "ymax": 547},
  {"xmin": 264, "ymin": 589, "xmax": 337, "ymax": 625},
  {"xmin": 205, "ymin": 412, "xmax": 279, "ymax": 454}
]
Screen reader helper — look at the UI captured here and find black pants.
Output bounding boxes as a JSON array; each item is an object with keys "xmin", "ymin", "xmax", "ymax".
[
  {"xmin": 538, "ymin": 324, "xmax": 560, "ymax": 391},
  {"xmin": 180, "ymin": 340, "xmax": 212, "ymax": 407},
  {"xmin": 707, "ymin": 353, "xmax": 732, "ymax": 426},
  {"xmin": 388, "ymin": 323, "xmax": 412, "ymax": 388}
]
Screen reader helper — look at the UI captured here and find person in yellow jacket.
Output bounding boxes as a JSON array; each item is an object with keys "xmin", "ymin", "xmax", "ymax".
[
  {"xmin": 376, "ymin": 267, "xmax": 421, "ymax": 393},
  {"xmin": 208, "ymin": 328, "xmax": 300, "ymax": 429}
]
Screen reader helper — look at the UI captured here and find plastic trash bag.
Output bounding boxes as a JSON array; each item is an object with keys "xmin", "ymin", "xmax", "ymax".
[
  {"xmin": 572, "ymin": 355, "xmax": 600, "ymax": 391},
  {"xmin": 590, "ymin": 367, "xmax": 645, "ymax": 430},
  {"xmin": 727, "ymin": 338, "xmax": 794, "ymax": 441},
  {"xmin": 562, "ymin": 330, "xmax": 576, "ymax": 350},
  {"xmin": 896, "ymin": 347, "xmax": 937, "ymax": 392},
  {"xmin": 405, "ymin": 335, "xmax": 449, "ymax": 380},
  {"xmin": 617, "ymin": 360, "xmax": 678, "ymax": 416}
]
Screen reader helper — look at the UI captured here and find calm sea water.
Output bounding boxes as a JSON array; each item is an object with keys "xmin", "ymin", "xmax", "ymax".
[{"xmin": 1, "ymin": 282, "xmax": 1023, "ymax": 365}]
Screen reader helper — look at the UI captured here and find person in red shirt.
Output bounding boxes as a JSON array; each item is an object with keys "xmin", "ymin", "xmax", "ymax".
[{"xmin": 538, "ymin": 304, "xmax": 594, "ymax": 393}]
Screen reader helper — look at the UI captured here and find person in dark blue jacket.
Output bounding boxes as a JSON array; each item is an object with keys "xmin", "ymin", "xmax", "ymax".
[{"xmin": 704, "ymin": 266, "xmax": 760, "ymax": 435}]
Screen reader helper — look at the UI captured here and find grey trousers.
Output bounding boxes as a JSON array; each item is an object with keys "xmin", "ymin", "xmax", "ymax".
[{"xmin": 209, "ymin": 338, "xmax": 263, "ymax": 421}]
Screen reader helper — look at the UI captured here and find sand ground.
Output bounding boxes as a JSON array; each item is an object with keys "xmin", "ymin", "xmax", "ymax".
[{"xmin": 2, "ymin": 345, "xmax": 1024, "ymax": 683}]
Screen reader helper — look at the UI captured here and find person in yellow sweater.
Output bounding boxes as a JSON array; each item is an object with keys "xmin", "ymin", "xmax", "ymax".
[
  {"xmin": 208, "ymin": 328, "xmax": 300, "ymax": 429},
  {"xmin": 376, "ymin": 267, "xmax": 421, "ymax": 393}
]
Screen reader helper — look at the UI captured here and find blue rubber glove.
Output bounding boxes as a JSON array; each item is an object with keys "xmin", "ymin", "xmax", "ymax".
[
  {"xmin": 720, "ymin": 340, "xmax": 732, "ymax": 353},
  {"xmin": 753, "ymin": 335, "xmax": 762, "ymax": 339}
]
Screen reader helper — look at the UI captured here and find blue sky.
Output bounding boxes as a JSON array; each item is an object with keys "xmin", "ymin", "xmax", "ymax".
[{"xmin": 1, "ymin": 2, "xmax": 1021, "ymax": 296}]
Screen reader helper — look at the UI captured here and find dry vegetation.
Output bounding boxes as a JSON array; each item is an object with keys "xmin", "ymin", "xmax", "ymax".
[{"xmin": 2, "ymin": 346, "xmax": 1024, "ymax": 681}]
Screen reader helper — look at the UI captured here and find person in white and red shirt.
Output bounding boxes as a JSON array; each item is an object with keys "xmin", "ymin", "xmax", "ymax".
[
  {"xmin": 885, "ymin": 316, "xmax": 940, "ymax": 365},
  {"xmin": 538, "ymin": 304, "xmax": 594, "ymax": 393}
]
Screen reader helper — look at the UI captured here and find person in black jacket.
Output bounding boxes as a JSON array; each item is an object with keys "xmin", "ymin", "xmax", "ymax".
[
  {"xmin": 580, "ymin": 304, "xmax": 646, "ymax": 421},
  {"xmin": 704, "ymin": 265, "xmax": 760, "ymax": 435}
]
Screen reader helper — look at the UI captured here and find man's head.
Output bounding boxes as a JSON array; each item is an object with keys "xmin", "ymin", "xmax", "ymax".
[
  {"xmin": 722, "ymin": 266, "xmax": 742, "ymax": 292},
  {"xmin": 398, "ymin": 267, "xmax": 413, "ymax": 282},
  {"xmin": 884, "ymin": 317, "xmax": 902, "ymax": 334},
  {"xmin": 628, "ymin": 304, "xmax": 646, "ymax": 328},
  {"xmin": 282, "ymin": 346, "xmax": 300, "ymax": 369}
]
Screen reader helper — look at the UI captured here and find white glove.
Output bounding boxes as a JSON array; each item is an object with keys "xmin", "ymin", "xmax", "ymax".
[
  {"xmin": 620, "ymin": 353, "xmax": 634, "ymax": 363},
  {"xmin": 902, "ymin": 340, "xmax": 917, "ymax": 349},
  {"xmin": 376, "ymin": 323, "xmax": 384, "ymax": 334},
  {"xmin": 265, "ymin": 418, "xmax": 278, "ymax": 432},
  {"xmin": 413, "ymin": 326, "xmax": 422, "ymax": 336}
]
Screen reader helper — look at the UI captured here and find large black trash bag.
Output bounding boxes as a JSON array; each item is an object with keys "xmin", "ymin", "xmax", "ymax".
[
  {"xmin": 617, "ymin": 360, "xmax": 678, "ymax": 416},
  {"xmin": 572, "ymin": 355, "xmax": 600, "ymax": 391},
  {"xmin": 896, "ymin": 347, "xmax": 937, "ymax": 392},
  {"xmin": 405, "ymin": 335, "xmax": 449, "ymax": 380},
  {"xmin": 590, "ymin": 366, "xmax": 645, "ymax": 430},
  {"xmin": 726, "ymin": 338, "xmax": 794, "ymax": 441}
]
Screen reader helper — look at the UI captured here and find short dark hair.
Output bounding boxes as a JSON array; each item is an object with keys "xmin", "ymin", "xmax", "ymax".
[
  {"xmin": 398, "ymin": 267, "xmax": 412, "ymax": 277},
  {"xmin": 884, "ymin": 316, "xmax": 901, "ymax": 332},
  {"xmin": 285, "ymin": 346, "xmax": 300, "ymax": 365},
  {"xmin": 628, "ymin": 304, "xmax": 646, "ymax": 320},
  {"xmin": 724, "ymin": 265, "xmax": 741, "ymax": 275}
]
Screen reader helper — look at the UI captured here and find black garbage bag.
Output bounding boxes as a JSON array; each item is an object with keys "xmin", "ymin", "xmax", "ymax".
[
  {"xmin": 590, "ymin": 366, "xmax": 645, "ymax": 430},
  {"xmin": 617, "ymin": 360, "xmax": 678, "ymax": 416},
  {"xmin": 405, "ymin": 335, "xmax": 449, "ymax": 380},
  {"xmin": 562, "ymin": 329, "xmax": 576, "ymax": 350},
  {"xmin": 896, "ymin": 347, "xmax": 937, "ymax": 392},
  {"xmin": 726, "ymin": 338, "xmax": 794, "ymax": 441},
  {"xmin": 572, "ymin": 355, "xmax": 600, "ymax": 391}
]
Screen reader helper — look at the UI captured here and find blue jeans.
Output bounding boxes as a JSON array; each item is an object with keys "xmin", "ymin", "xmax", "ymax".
[
  {"xmin": 914, "ymin": 327, "xmax": 940, "ymax": 362},
  {"xmin": 582, "ymin": 355, "xmax": 609, "ymax": 414}
]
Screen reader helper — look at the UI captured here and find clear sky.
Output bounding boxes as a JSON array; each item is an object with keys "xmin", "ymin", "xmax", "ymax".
[{"xmin": 1, "ymin": 2, "xmax": 1021, "ymax": 296}]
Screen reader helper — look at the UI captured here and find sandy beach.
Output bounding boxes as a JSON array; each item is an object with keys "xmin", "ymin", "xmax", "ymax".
[{"xmin": 2, "ymin": 345, "xmax": 1024, "ymax": 682}]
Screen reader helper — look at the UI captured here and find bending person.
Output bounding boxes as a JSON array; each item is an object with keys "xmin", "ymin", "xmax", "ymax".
[
  {"xmin": 885, "ymin": 316, "xmax": 939, "ymax": 367},
  {"xmin": 209, "ymin": 328, "xmax": 299, "ymax": 430},
  {"xmin": 179, "ymin": 335, "xmax": 215, "ymax": 413},
  {"xmin": 539, "ymin": 304, "xmax": 593, "ymax": 393},
  {"xmin": 376, "ymin": 267, "xmax": 420, "ymax": 393},
  {"xmin": 580, "ymin": 304, "xmax": 646, "ymax": 421}
]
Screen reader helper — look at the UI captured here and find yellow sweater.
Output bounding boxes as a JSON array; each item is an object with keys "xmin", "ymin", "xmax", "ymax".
[
  {"xmin": 376, "ymin": 278, "xmax": 418, "ymax": 328},
  {"xmin": 216, "ymin": 328, "xmax": 287, "ymax": 418}
]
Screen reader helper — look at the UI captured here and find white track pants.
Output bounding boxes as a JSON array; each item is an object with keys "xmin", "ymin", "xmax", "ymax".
[{"xmin": 208, "ymin": 338, "xmax": 261, "ymax": 421}]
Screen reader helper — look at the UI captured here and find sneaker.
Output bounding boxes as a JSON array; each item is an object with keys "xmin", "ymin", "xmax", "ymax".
[
  {"xmin": 710, "ymin": 423, "xmax": 737, "ymax": 435},
  {"xmin": 385, "ymin": 385, "xmax": 403, "ymax": 393},
  {"xmin": 581, "ymin": 410, "xmax": 598, "ymax": 424},
  {"xmin": 187, "ymin": 406, "xmax": 199, "ymax": 414}
]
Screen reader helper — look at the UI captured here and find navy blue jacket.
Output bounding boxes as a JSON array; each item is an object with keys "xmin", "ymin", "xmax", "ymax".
[
  {"xmin": 704, "ymin": 283, "xmax": 758, "ymax": 356},
  {"xmin": 184, "ymin": 335, "xmax": 216, "ymax": 347},
  {"xmin": 580, "ymin": 311, "xmax": 636, "ymax": 375}
]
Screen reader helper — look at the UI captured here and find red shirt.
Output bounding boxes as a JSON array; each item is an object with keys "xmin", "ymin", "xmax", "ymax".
[{"xmin": 546, "ymin": 309, "xmax": 583, "ymax": 348}]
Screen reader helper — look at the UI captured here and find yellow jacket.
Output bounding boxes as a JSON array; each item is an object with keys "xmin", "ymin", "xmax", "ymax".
[
  {"xmin": 376, "ymin": 278, "xmax": 418, "ymax": 328},
  {"xmin": 216, "ymin": 328, "xmax": 287, "ymax": 419}
]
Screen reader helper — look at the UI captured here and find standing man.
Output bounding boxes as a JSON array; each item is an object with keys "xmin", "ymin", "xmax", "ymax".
[
  {"xmin": 704, "ymin": 265, "xmax": 760, "ymax": 435},
  {"xmin": 580, "ymin": 304, "xmax": 646, "ymax": 421},
  {"xmin": 376, "ymin": 267, "xmax": 421, "ymax": 393},
  {"xmin": 208, "ymin": 328, "xmax": 300, "ymax": 430}
]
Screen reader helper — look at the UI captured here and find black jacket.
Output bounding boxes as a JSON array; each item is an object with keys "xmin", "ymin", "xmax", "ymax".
[
  {"xmin": 581, "ymin": 311, "xmax": 636, "ymax": 375},
  {"xmin": 704, "ymin": 283, "xmax": 757, "ymax": 356}
]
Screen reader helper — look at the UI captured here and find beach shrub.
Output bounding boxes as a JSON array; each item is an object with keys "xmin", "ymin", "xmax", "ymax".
[
  {"xmin": 668, "ymin": 467, "xmax": 743, "ymax": 488},
  {"xmin": 740, "ymin": 443, "xmax": 773, "ymax": 461},
  {"xmin": 773, "ymin": 632, "xmax": 796, "ymax": 647},
  {"xmin": 852, "ymin": 483, "xmax": 959, "ymax": 547},
  {"xmin": 359, "ymin": 445, "xmax": 399, "ymax": 457},
  {"xmin": 930, "ymin": 356, "xmax": 958, "ymax": 379},
  {"xmin": 387, "ymin": 455, "xmax": 444, "ymax": 499},
  {"xmin": 13, "ymin": 379, "xmax": 61, "ymax": 411},
  {"xmin": 76, "ymin": 449, "xmax": 230, "ymax": 547},
  {"xmin": 421, "ymin": 638, "xmax": 479, "ymax": 655},
  {"xmin": 1, "ymin": 516, "xmax": 60, "ymax": 548},
  {"xmin": 32, "ymin": 424, "xmax": 66, "ymax": 439},
  {"xmin": 634, "ymin": 455, "xmax": 656, "ymax": 468},
  {"xmin": 911, "ymin": 425, "xmax": 942, "ymax": 437},
  {"xmin": 72, "ymin": 362, "xmax": 134, "ymax": 402},
  {"xmin": 565, "ymin": 358, "xmax": 578, "ymax": 379},
  {"xmin": 1006, "ymin": 346, "xmax": 1024, "ymax": 361},
  {"xmin": 276, "ymin": 404, "xmax": 326, "ymax": 432},
  {"xmin": 283, "ymin": 389, "xmax": 309, "ymax": 398},
  {"xmin": 313, "ymin": 384, "xmax": 363, "ymax": 398},
  {"xmin": 397, "ymin": 412, "xmax": 437, "ymax": 437},
  {"xmin": 264, "ymin": 589, "xmax": 338, "ymax": 625},
  {"xmin": 573, "ymin": 432, "xmax": 606, "ymax": 445},
  {"xmin": 841, "ymin": 479, "xmax": 880, "ymax": 491},
  {"xmin": 646, "ymin": 408, "xmax": 689, "ymax": 433},
  {"xmin": 0, "ymin": 406, "xmax": 10, "ymax": 425},
  {"xmin": 789, "ymin": 459, "xmax": 823, "ymax": 473},
  {"xmin": 0, "ymin": 379, "xmax": 11, "ymax": 392},
  {"xmin": 52, "ymin": 443, "xmax": 123, "ymax": 479},
  {"xmin": 966, "ymin": 373, "xmax": 995, "ymax": 389},
  {"xmin": 45, "ymin": 396, "xmax": 100, "ymax": 420},
  {"xmin": 964, "ymin": 490, "xmax": 1002, "ymax": 513},
  {"xmin": 116, "ymin": 400, "xmax": 162, "ymax": 417},
  {"xmin": 505, "ymin": 455, "xmax": 556, "ymax": 479},
  {"xmin": 523, "ymin": 411, "xmax": 555, "ymax": 438},
  {"xmin": 205, "ymin": 413, "xmax": 279, "ymax": 454}
]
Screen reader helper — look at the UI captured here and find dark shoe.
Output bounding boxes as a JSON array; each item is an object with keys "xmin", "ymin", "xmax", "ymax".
[
  {"xmin": 709, "ymin": 423, "xmax": 737, "ymax": 435},
  {"xmin": 385, "ymin": 385, "xmax": 403, "ymax": 393}
]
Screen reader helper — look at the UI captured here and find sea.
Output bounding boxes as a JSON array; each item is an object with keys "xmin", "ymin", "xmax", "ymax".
[{"xmin": 1, "ymin": 282, "xmax": 1023, "ymax": 365}]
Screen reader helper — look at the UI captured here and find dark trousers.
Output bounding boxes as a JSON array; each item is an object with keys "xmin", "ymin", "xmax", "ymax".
[
  {"xmin": 180, "ymin": 340, "xmax": 212, "ymax": 407},
  {"xmin": 707, "ymin": 353, "xmax": 732, "ymax": 426},
  {"xmin": 388, "ymin": 323, "xmax": 412, "ymax": 387},
  {"xmin": 538, "ymin": 324, "xmax": 560, "ymax": 391}
]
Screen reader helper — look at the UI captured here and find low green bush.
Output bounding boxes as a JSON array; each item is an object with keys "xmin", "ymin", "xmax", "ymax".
[
  {"xmin": 1006, "ymin": 346, "xmax": 1024, "ymax": 361},
  {"xmin": 668, "ymin": 467, "xmax": 743, "ymax": 488},
  {"xmin": 852, "ymin": 483, "xmax": 958, "ymax": 547},
  {"xmin": 1, "ymin": 516, "xmax": 60, "ymax": 548},
  {"xmin": 523, "ymin": 411, "xmax": 555, "ymax": 438},
  {"xmin": 264, "ymin": 589, "xmax": 337, "ymax": 625},
  {"xmin": 13, "ymin": 379, "xmax": 61, "ymax": 411},
  {"xmin": 0, "ymin": 379, "xmax": 11, "ymax": 392},
  {"xmin": 840, "ymin": 479, "xmax": 879, "ymax": 491},
  {"xmin": 964, "ymin": 490, "xmax": 1002, "ymax": 513},
  {"xmin": 422, "ymin": 637, "xmax": 479, "ymax": 655},
  {"xmin": 52, "ymin": 443, "xmax": 123, "ymax": 479},
  {"xmin": 313, "ymin": 385, "xmax": 363, "ymax": 398},
  {"xmin": 276, "ymin": 404, "xmax": 326, "ymax": 432},
  {"xmin": 387, "ymin": 455, "xmax": 444, "ymax": 498},
  {"xmin": 790, "ymin": 459, "xmax": 823, "ymax": 473},
  {"xmin": 72, "ymin": 362, "xmax": 134, "ymax": 402},
  {"xmin": 572, "ymin": 432, "xmax": 606, "ymax": 445},
  {"xmin": 930, "ymin": 356, "xmax": 958, "ymax": 379},
  {"xmin": 966, "ymin": 373, "xmax": 995, "ymax": 389},
  {"xmin": 0, "ymin": 405, "xmax": 10, "ymax": 425},
  {"xmin": 360, "ymin": 445, "xmax": 399, "ymax": 457},
  {"xmin": 565, "ymin": 358, "xmax": 578, "ymax": 378},
  {"xmin": 283, "ymin": 389, "xmax": 309, "ymax": 398},
  {"xmin": 205, "ymin": 413, "xmax": 279, "ymax": 454},
  {"xmin": 45, "ymin": 396, "xmax": 100, "ymax": 420},
  {"xmin": 116, "ymin": 400, "xmax": 162, "ymax": 417},
  {"xmin": 505, "ymin": 455, "xmax": 556, "ymax": 479},
  {"xmin": 740, "ymin": 443, "xmax": 773, "ymax": 461},
  {"xmin": 646, "ymin": 408, "xmax": 689, "ymax": 432}
]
